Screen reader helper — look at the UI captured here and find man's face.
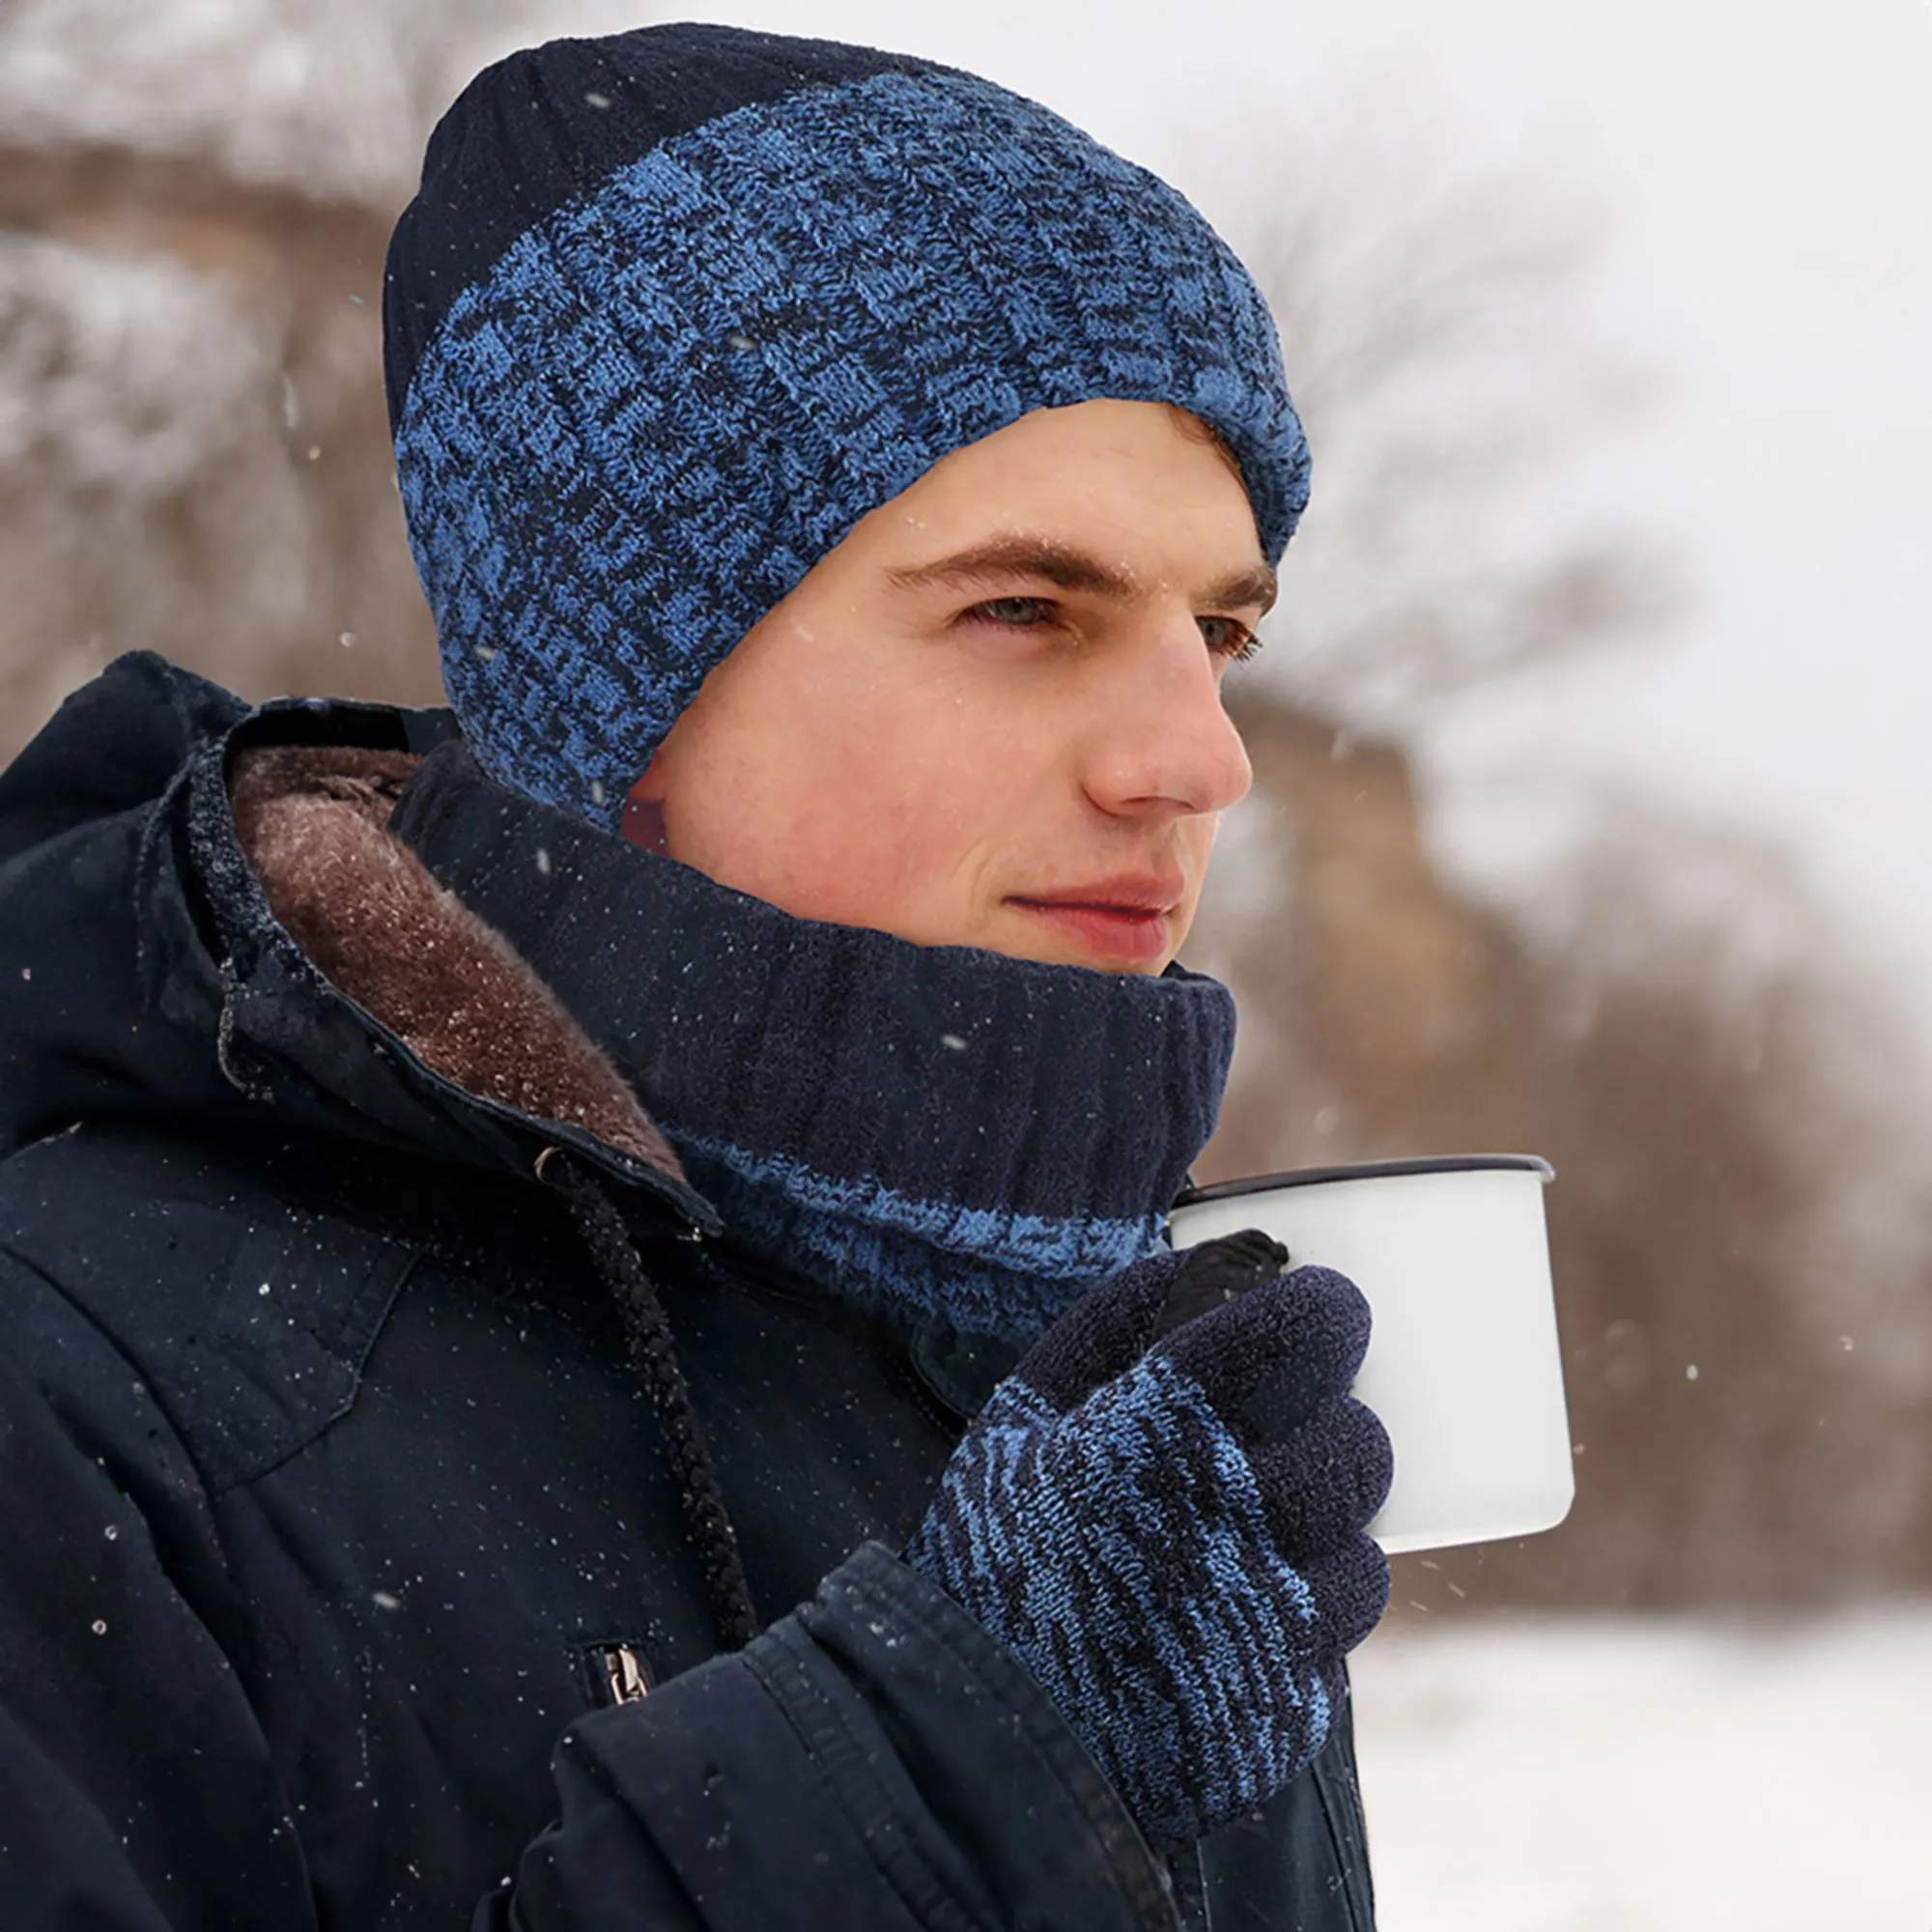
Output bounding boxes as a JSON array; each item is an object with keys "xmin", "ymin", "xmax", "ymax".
[{"xmin": 628, "ymin": 398, "xmax": 1270, "ymax": 974}]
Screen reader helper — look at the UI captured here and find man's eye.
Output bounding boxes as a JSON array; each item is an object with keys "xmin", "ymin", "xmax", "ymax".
[
  {"xmin": 1201, "ymin": 616, "xmax": 1261, "ymax": 663},
  {"xmin": 965, "ymin": 596, "xmax": 1056, "ymax": 628}
]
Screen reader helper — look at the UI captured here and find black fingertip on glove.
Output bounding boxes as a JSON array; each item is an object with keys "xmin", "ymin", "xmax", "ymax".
[{"xmin": 1152, "ymin": 1227, "xmax": 1291, "ymax": 1338}]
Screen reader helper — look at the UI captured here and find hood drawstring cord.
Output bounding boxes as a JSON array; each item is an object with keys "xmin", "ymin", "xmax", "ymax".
[{"xmin": 542, "ymin": 1151, "xmax": 761, "ymax": 1653}]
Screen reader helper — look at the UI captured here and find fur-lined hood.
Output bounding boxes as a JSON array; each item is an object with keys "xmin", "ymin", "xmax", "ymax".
[
  {"xmin": 227, "ymin": 742, "xmax": 683, "ymax": 1181},
  {"xmin": 0, "ymin": 654, "xmax": 712, "ymax": 1237}
]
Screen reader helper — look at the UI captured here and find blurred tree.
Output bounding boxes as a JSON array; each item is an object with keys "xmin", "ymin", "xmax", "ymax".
[
  {"xmin": 1504, "ymin": 809, "xmax": 1932, "ymax": 1605},
  {"xmin": 0, "ymin": 0, "xmax": 569, "ymax": 753},
  {"xmin": 1221, "ymin": 99, "xmax": 1676, "ymax": 733},
  {"xmin": 1198, "ymin": 722, "xmax": 1932, "ymax": 1609}
]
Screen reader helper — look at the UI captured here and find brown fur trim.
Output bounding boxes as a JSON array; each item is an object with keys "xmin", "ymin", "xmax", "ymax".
[{"xmin": 228, "ymin": 744, "xmax": 686, "ymax": 1181}]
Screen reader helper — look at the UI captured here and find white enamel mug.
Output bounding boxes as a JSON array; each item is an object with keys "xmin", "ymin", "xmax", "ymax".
[{"xmin": 1167, "ymin": 1155, "xmax": 1573, "ymax": 1555}]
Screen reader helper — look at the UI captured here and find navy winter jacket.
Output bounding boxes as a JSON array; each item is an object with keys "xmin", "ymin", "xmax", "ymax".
[{"xmin": 0, "ymin": 654, "xmax": 1377, "ymax": 1929}]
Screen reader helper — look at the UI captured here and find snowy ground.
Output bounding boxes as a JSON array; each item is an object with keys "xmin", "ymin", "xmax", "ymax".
[{"xmin": 1349, "ymin": 1606, "xmax": 1932, "ymax": 1932}]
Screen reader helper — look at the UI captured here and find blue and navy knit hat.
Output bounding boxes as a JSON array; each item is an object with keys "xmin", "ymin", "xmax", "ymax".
[{"xmin": 385, "ymin": 23, "xmax": 1310, "ymax": 831}]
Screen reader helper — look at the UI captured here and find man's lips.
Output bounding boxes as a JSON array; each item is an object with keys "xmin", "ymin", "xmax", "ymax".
[{"xmin": 1006, "ymin": 878, "xmax": 1184, "ymax": 964}]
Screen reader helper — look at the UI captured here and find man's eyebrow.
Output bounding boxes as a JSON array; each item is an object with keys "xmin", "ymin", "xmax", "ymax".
[
  {"xmin": 885, "ymin": 537, "xmax": 1129, "ymax": 599},
  {"xmin": 885, "ymin": 536, "xmax": 1277, "ymax": 613},
  {"xmin": 1201, "ymin": 562, "xmax": 1278, "ymax": 615}
]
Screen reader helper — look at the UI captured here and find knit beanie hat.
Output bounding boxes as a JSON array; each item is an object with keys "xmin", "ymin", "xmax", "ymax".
[{"xmin": 384, "ymin": 23, "xmax": 1309, "ymax": 831}]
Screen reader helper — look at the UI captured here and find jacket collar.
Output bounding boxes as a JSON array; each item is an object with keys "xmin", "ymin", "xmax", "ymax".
[{"xmin": 0, "ymin": 662, "xmax": 715, "ymax": 1237}]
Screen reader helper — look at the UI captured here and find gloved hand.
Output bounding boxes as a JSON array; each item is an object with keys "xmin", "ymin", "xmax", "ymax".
[{"xmin": 904, "ymin": 1232, "xmax": 1392, "ymax": 1849}]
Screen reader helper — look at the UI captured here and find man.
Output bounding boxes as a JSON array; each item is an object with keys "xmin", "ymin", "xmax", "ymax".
[{"xmin": 0, "ymin": 23, "xmax": 1391, "ymax": 1929}]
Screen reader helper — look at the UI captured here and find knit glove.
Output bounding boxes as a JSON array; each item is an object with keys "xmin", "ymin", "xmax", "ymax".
[{"xmin": 904, "ymin": 1232, "xmax": 1392, "ymax": 1849}]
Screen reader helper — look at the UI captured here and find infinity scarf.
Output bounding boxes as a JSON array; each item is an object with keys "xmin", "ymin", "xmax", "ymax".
[{"xmin": 391, "ymin": 741, "xmax": 1235, "ymax": 1345}]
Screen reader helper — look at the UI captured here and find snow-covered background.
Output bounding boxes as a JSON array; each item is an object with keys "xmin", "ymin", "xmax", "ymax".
[{"xmin": 1351, "ymin": 1607, "xmax": 1932, "ymax": 1930}]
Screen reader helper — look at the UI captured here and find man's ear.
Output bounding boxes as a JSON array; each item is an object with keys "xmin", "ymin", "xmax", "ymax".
[
  {"xmin": 630, "ymin": 750, "xmax": 668, "ymax": 805},
  {"xmin": 622, "ymin": 758, "xmax": 669, "ymax": 854}
]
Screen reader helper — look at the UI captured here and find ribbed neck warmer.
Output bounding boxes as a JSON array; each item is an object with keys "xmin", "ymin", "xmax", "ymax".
[{"xmin": 390, "ymin": 741, "xmax": 1236, "ymax": 1345}]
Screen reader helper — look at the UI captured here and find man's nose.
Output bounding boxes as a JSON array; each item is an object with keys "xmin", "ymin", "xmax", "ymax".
[{"xmin": 1078, "ymin": 616, "xmax": 1253, "ymax": 822}]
